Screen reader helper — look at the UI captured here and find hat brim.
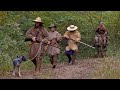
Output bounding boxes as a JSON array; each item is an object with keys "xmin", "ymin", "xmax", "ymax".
[
  {"xmin": 49, "ymin": 26, "xmax": 57, "ymax": 28},
  {"xmin": 67, "ymin": 26, "xmax": 78, "ymax": 31},
  {"xmin": 33, "ymin": 20, "xmax": 42, "ymax": 23}
]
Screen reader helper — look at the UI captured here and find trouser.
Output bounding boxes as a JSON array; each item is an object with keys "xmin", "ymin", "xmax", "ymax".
[
  {"xmin": 65, "ymin": 50, "xmax": 77, "ymax": 64},
  {"xmin": 31, "ymin": 53, "xmax": 44, "ymax": 72},
  {"xmin": 49, "ymin": 54, "xmax": 58, "ymax": 68}
]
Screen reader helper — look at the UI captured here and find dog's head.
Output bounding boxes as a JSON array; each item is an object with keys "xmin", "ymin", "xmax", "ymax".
[{"xmin": 21, "ymin": 56, "xmax": 27, "ymax": 61}]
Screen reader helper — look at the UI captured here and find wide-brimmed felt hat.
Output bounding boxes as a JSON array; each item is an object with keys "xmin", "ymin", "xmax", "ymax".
[
  {"xmin": 49, "ymin": 24, "xmax": 57, "ymax": 28},
  {"xmin": 33, "ymin": 17, "xmax": 42, "ymax": 23},
  {"xmin": 67, "ymin": 25, "xmax": 78, "ymax": 31}
]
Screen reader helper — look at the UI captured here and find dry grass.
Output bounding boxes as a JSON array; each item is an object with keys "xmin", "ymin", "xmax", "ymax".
[{"xmin": 91, "ymin": 56, "xmax": 120, "ymax": 79}]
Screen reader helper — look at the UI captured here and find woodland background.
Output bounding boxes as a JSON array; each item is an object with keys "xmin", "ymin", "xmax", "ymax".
[{"xmin": 0, "ymin": 11, "xmax": 120, "ymax": 78}]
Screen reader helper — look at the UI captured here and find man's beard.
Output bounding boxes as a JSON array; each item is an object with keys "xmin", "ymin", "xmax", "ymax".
[
  {"xmin": 35, "ymin": 24, "xmax": 42, "ymax": 28},
  {"xmin": 35, "ymin": 25, "xmax": 40, "ymax": 28}
]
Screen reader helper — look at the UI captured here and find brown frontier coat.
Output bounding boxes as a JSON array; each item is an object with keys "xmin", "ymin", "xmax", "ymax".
[
  {"xmin": 47, "ymin": 31, "xmax": 62, "ymax": 56},
  {"xmin": 63, "ymin": 30, "xmax": 81, "ymax": 51},
  {"xmin": 25, "ymin": 26, "xmax": 49, "ymax": 60}
]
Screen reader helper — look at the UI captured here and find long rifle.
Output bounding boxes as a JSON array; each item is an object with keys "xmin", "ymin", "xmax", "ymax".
[
  {"xmin": 78, "ymin": 41, "xmax": 95, "ymax": 49},
  {"xmin": 72, "ymin": 38, "xmax": 95, "ymax": 49},
  {"xmin": 63, "ymin": 37, "xmax": 95, "ymax": 49},
  {"xmin": 58, "ymin": 22, "xmax": 69, "ymax": 33},
  {"xmin": 25, "ymin": 38, "xmax": 62, "ymax": 49}
]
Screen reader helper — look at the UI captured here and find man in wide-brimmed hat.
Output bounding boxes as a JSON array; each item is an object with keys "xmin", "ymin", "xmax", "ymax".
[
  {"xmin": 47, "ymin": 24, "xmax": 62, "ymax": 68},
  {"xmin": 25, "ymin": 17, "xmax": 49, "ymax": 74},
  {"xmin": 63, "ymin": 25, "xmax": 81, "ymax": 65}
]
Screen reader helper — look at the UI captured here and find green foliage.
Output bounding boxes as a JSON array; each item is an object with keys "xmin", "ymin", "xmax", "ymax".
[{"xmin": 0, "ymin": 11, "xmax": 120, "ymax": 73}]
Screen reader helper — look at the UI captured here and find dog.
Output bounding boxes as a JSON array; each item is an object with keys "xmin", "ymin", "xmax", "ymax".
[{"xmin": 12, "ymin": 56, "xmax": 27, "ymax": 77}]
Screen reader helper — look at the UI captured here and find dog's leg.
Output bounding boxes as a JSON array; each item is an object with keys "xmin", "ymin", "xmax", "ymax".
[
  {"xmin": 18, "ymin": 66, "xmax": 21, "ymax": 77},
  {"xmin": 12, "ymin": 66, "xmax": 16, "ymax": 76}
]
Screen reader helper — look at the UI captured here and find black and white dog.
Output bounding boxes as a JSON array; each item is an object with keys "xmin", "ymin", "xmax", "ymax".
[{"xmin": 12, "ymin": 56, "xmax": 27, "ymax": 77}]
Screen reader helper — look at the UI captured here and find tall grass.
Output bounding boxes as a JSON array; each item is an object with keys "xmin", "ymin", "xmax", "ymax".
[{"xmin": 91, "ymin": 56, "xmax": 120, "ymax": 79}]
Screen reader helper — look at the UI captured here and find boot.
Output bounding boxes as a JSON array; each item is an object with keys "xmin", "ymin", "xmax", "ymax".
[
  {"xmin": 53, "ymin": 65, "xmax": 56, "ymax": 68},
  {"xmin": 52, "ymin": 55, "xmax": 58, "ymax": 69},
  {"xmin": 66, "ymin": 54, "xmax": 72, "ymax": 64}
]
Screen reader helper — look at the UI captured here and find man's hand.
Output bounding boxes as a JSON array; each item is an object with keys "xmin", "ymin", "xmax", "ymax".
[
  {"xmin": 48, "ymin": 41, "xmax": 51, "ymax": 44},
  {"xmin": 76, "ymin": 38, "xmax": 80, "ymax": 42},
  {"xmin": 32, "ymin": 37, "xmax": 36, "ymax": 42},
  {"xmin": 41, "ymin": 39, "xmax": 45, "ymax": 42},
  {"xmin": 63, "ymin": 35, "xmax": 69, "ymax": 39}
]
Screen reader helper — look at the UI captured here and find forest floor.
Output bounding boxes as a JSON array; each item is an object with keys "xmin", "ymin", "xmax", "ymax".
[{"xmin": 0, "ymin": 58, "xmax": 107, "ymax": 79}]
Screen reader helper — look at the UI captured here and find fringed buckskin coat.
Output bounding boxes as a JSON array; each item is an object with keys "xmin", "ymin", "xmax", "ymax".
[{"xmin": 63, "ymin": 30, "xmax": 81, "ymax": 51}]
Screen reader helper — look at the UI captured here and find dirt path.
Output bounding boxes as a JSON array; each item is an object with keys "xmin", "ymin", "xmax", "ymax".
[{"xmin": 0, "ymin": 58, "xmax": 101, "ymax": 79}]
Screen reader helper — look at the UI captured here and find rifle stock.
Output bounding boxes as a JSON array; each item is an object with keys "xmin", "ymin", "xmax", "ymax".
[
  {"xmin": 24, "ymin": 38, "xmax": 62, "ymax": 49},
  {"xmin": 24, "ymin": 38, "xmax": 33, "ymax": 42},
  {"xmin": 24, "ymin": 38, "xmax": 40, "ymax": 43}
]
